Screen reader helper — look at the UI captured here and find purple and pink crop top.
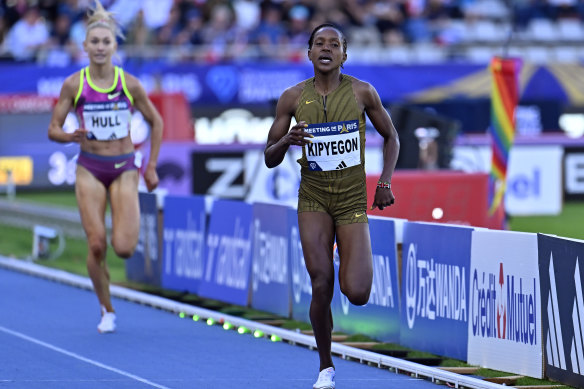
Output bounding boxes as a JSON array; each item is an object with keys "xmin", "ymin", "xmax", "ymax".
[{"xmin": 73, "ymin": 66, "xmax": 134, "ymax": 141}]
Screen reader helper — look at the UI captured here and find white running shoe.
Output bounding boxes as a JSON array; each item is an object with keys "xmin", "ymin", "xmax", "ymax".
[
  {"xmin": 97, "ymin": 308, "xmax": 116, "ymax": 334},
  {"xmin": 313, "ymin": 367, "xmax": 335, "ymax": 389}
]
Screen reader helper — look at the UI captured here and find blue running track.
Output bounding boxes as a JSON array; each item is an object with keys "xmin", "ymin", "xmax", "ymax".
[{"xmin": 0, "ymin": 259, "xmax": 498, "ymax": 389}]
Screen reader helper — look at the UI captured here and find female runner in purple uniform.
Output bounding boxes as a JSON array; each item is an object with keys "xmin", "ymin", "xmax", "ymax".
[{"xmin": 48, "ymin": 0, "xmax": 163, "ymax": 333}]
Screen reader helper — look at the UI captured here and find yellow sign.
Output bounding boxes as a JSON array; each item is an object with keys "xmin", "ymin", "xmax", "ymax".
[{"xmin": 0, "ymin": 157, "xmax": 33, "ymax": 185}]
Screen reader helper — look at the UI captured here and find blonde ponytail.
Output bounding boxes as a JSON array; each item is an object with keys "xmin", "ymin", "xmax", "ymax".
[{"xmin": 86, "ymin": 0, "xmax": 125, "ymax": 41}]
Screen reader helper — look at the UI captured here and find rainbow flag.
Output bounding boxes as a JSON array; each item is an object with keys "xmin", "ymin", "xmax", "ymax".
[{"xmin": 488, "ymin": 57, "xmax": 521, "ymax": 217}]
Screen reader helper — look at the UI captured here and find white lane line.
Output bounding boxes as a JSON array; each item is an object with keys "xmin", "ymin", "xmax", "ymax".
[{"xmin": 0, "ymin": 325, "xmax": 171, "ymax": 389}]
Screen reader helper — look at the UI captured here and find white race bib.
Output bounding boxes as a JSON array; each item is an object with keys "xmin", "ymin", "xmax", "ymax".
[
  {"xmin": 83, "ymin": 101, "xmax": 131, "ymax": 140},
  {"xmin": 305, "ymin": 120, "xmax": 361, "ymax": 171}
]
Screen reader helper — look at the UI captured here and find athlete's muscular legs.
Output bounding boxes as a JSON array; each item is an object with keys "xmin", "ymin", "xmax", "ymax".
[
  {"xmin": 76, "ymin": 166, "xmax": 113, "ymax": 312},
  {"xmin": 336, "ymin": 222, "xmax": 373, "ymax": 306},
  {"xmin": 299, "ymin": 211, "xmax": 336, "ymax": 371},
  {"xmin": 109, "ymin": 170, "xmax": 140, "ymax": 259}
]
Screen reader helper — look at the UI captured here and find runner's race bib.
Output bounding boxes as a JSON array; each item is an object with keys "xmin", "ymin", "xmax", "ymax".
[
  {"xmin": 83, "ymin": 101, "xmax": 131, "ymax": 140},
  {"xmin": 305, "ymin": 120, "xmax": 361, "ymax": 171}
]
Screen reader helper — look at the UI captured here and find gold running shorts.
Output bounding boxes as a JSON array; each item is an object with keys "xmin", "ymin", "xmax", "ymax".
[{"xmin": 297, "ymin": 165, "xmax": 368, "ymax": 225}]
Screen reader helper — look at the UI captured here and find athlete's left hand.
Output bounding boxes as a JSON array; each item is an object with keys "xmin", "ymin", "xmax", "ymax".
[
  {"xmin": 370, "ymin": 187, "xmax": 395, "ymax": 211},
  {"xmin": 144, "ymin": 165, "xmax": 159, "ymax": 192}
]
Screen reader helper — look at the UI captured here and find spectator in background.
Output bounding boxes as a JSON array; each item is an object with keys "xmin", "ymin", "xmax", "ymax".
[
  {"xmin": 513, "ymin": 0, "xmax": 555, "ymax": 29},
  {"xmin": 3, "ymin": 0, "xmax": 581, "ymax": 64},
  {"xmin": 154, "ymin": 4, "xmax": 182, "ymax": 45},
  {"xmin": 45, "ymin": 12, "xmax": 78, "ymax": 66},
  {"xmin": 174, "ymin": 7, "xmax": 204, "ymax": 47},
  {"xmin": 125, "ymin": 9, "xmax": 155, "ymax": 48},
  {"xmin": 171, "ymin": 6, "xmax": 205, "ymax": 61},
  {"xmin": 371, "ymin": 1, "xmax": 406, "ymax": 46},
  {"xmin": 49, "ymin": 12, "xmax": 73, "ymax": 46},
  {"xmin": 36, "ymin": 0, "xmax": 58, "ymax": 25},
  {"xmin": 316, "ymin": 1, "xmax": 352, "ymax": 32},
  {"xmin": 546, "ymin": 0, "xmax": 579, "ymax": 19},
  {"xmin": 434, "ymin": 15, "xmax": 465, "ymax": 46},
  {"xmin": 233, "ymin": 0, "xmax": 261, "ymax": 32},
  {"xmin": 252, "ymin": 3, "xmax": 288, "ymax": 59},
  {"xmin": 0, "ymin": 9, "xmax": 9, "ymax": 58},
  {"xmin": 287, "ymin": 4, "xmax": 311, "ymax": 60},
  {"xmin": 425, "ymin": 0, "xmax": 453, "ymax": 21},
  {"xmin": 6, "ymin": 7, "xmax": 49, "ymax": 61},
  {"xmin": 424, "ymin": 0, "xmax": 458, "ymax": 44},
  {"xmin": 200, "ymin": 4, "xmax": 246, "ymax": 62},
  {"xmin": 56, "ymin": 0, "xmax": 89, "ymax": 25},
  {"xmin": 288, "ymin": 4, "xmax": 310, "ymax": 46},
  {"xmin": 343, "ymin": 0, "xmax": 372, "ymax": 27},
  {"xmin": 403, "ymin": 0, "xmax": 433, "ymax": 42},
  {"xmin": 70, "ymin": 11, "xmax": 89, "ymax": 64},
  {"xmin": 3, "ymin": 0, "xmax": 30, "ymax": 28},
  {"xmin": 107, "ymin": 0, "xmax": 173, "ymax": 31}
]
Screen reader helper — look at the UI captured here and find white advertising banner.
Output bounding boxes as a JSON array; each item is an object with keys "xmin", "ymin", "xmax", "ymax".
[
  {"xmin": 565, "ymin": 151, "xmax": 584, "ymax": 197},
  {"xmin": 468, "ymin": 229, "xmax": 542, "ymax": 377},
  {"xmin": 244, "ymin": 149, "xmax": 301, "ymax": 208},
  {"xmin": 451, "ymin": 145, "xmax": 563, "ymax": 216},
  {"xmin": 505, "ymin": 146, "xmax": 563, "ymax": 216}
]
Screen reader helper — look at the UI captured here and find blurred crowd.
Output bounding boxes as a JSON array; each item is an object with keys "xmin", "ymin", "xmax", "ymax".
[{"xmin": 0, "ymin": 0, "xmax": 583, "ymax": 65}]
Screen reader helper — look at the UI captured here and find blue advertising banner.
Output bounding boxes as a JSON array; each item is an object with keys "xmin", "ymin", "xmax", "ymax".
[
  {"xmin": 250, "ymin": 203, "xmax": 291, "ymax": 317},
  {"xmin": 0, "ymin": 111, "xmax": 78, "ymax": 189},
  {"xmin": 197, "ymin": 199, "xmax": 253, "ymax": 307},
  {"xmin": 289, "ymin": 207, "xmax": 312, "ymax": 324},
  {"xmin": 126, "ymin": 192, "xmax": 161, "ymax": 286},
  {"xmin": 0, "ymin": 62, "xmax": 483, "ymax": 106},
  {"xmin": 400, "ymin": 222, "xmax": 472, "ymax": 360},
  {"xmin": 7, "ymin": 62, "xmax": 584, "ymax": 105},
  {"xmin": 331, "ymin": 217, "xmax": 400, "ymax": 343},
  {"xmin": 161, "ymin": 195, "xmax": 207, "ymax": 294},
  {"xmin": 538, "ymin": 234, "xmax": 584, "ymax": 388}
]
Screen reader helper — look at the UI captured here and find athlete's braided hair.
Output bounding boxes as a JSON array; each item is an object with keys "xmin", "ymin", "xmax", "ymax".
[{"xmin": 86, "ymin": 0, "xmax": 125, "ymax": 41}]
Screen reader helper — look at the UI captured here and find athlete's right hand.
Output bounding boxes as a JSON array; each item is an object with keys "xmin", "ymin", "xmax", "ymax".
[
  {"xmin": 283, "ymin": 121, "xmax": 314, "ymax": 146},
  {"xmin": 70, "ymin": 128, "xmax": 88, "ymax": 143}
]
